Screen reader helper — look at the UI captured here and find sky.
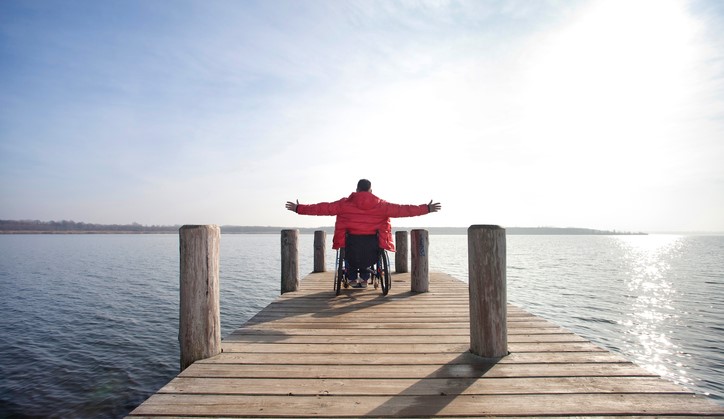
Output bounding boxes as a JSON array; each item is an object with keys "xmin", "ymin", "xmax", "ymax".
[{"xmin": 1, "ymin": 0, "xmax": 723, "ymax": 233}]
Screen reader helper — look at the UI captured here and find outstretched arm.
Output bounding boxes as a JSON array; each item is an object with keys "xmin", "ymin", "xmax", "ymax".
[
  {"xmin": 380, "ymin": 199, "xmax": 441, "ymax": 218},
  {"xmin": 286, "ymin": 198, "xmax": 343, "ymax": 216},
  {"xmin": 285, "ymin": 200, "xmax": 299, "ymax": 213},
  {"xmin": 427, "ymin": 200, "xmax": 441, "ymax": 213}
]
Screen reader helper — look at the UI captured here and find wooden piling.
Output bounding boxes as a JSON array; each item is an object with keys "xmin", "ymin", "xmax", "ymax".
[
  {"xmin": 410, "ymin": 229, "xmax": 429, "ymax": 292},
  {"xmin": 178, "ymin": 225, "xmax": 221, "ymax": 372},
  {"xmin": 395, "ymin": 231, "xmax": 408, "ymax": 273},
  {"xmin": 313, "ymin": 230, "xmax": 326, "ymax": 273},
  {"xmin": 468, "ymin": 224, "xmax": 507, "ymax": 358},
  {"xmin": 281, "ymin": 229, "xmax": 299, "ymax": 294}
]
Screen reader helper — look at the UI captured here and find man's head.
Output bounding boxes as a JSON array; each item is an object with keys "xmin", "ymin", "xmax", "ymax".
[{"xmin": 356, "ymin": 179, "xmax": 372, "ymax": 192}]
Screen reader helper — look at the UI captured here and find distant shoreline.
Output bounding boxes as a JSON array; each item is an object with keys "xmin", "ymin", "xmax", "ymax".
[
  {"xmin": 0, "ymin": 220, "xmax": 648, "ymax": 235},
  {"xmin": 0, "ymin": 230, "xmax": 178, "ymax": 235}
]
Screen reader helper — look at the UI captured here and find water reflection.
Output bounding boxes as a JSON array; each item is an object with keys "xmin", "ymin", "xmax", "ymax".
[
  {"xmin": 430, "ymin": 234, "xmax": 720, "ymax": 399},
  {"xmin": 614, "ymin": 235, "xmax": 689, "ymax": 387},
  {"xmin": 428, "ymin": 234, "xmax": 722, "ymax": 403}
]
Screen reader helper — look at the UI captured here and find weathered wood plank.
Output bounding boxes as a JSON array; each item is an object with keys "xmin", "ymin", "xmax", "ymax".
[
  {"xmin": 198, "ymin": 351, "xmax": 630, "ymax": 365},
  {"xmin": 131, "ymin": 393, "xmax": 724, "ymax": 417},
  {"xmin": 240, "ymin": 321, "xmax": 557, "ymax": 329},
  {"xmin": 160, "ymin": 376, "xmax": 690, "ymax": 396},
  {"xmin": 229, "ymin": 326, "xmax": 571, "ymax": 336},
  {"xmin": 220, "ymin": 341, "xmax": 607, "ymax": 353},
  {"xmin": 178, "ymin": 362, "xmax": 659, "ymax": 379},
  {"xmin": 223, "ymin": 333, "xmax": 587, "ymax": 344}
]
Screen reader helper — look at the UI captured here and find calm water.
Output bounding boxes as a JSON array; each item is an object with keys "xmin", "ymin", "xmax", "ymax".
[{"xmin": 0, "ymin": 233, "xmax": 722, "ymax": 417}]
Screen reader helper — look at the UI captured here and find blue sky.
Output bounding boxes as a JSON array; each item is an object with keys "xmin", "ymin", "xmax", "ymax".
[{"xmin": 1, "ymin": 0, "xmax": 722, "ymax": 232}]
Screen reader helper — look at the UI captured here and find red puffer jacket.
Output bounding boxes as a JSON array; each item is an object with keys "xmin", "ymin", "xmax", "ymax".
[{"xmin": 297, "ymin": 192, "xmax": 429, "ymax": 251}]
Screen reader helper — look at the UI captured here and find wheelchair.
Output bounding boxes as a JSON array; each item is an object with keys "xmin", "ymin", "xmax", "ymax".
[{"xmin": 334, "ymin": 233, "xmax": 391, "ymax": 296}]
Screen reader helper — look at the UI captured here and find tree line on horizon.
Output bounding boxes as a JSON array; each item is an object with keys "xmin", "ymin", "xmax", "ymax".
[
  {"xmin": 0, "ymin": 219, "xmax": 646, "ymax": 235},
  {"xmin": 0, "ymin": 219, "xmax": 179, "ymax": 233}
]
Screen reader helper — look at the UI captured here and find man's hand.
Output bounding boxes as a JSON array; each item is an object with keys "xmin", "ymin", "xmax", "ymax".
[
  {"xmin": 428, "ymin": 200, "xmax": 441, "ymax": 213},
  {"xmin": 285, "ymin": 200, "xmax": 299, "ymax": 212}
]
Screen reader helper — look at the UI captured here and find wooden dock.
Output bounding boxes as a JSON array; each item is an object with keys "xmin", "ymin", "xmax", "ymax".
[{"xmin": 129, "ymin": 271, "xmax": 724, "ymax": 417}]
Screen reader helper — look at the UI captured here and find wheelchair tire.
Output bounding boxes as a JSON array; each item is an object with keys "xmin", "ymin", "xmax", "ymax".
[
  {"xmin": 335, "ymin": 248, "xmax": 345, "ymax": 295},
  {"xmin": 380, "ymin": 250, "xmax": 391, "ymax": 296}
]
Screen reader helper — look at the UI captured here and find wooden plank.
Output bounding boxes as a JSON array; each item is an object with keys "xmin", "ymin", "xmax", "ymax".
[
  {"xmin": 198, "ymin": 351, "xmax": 631, "ymax": 365},
  {"xmin": 131, "ymin": 393, "xmax": 724, "ymax": 417},
  {"xmin": 229, "ymin": 326, "xmax": 571, "ymax": 336},
  {"xmin": 240, "ymin": 320, "xmax": 551, "ymax": 330},
  {"xmin": 222, "ymin": 333, "xmax": 588, "ymax": 344},
  {"xmin": 159, "ymin": 376, "xmax": 690, "ymax": 396},
  {"xmin": 178, "ymin": 362, "xmax": 659, "ymax": 379},
  {"xmin": 220, "ymin": 341, "xmax": 607, "ymax": 353}
]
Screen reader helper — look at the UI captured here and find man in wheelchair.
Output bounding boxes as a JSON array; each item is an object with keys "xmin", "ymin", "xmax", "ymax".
[{"xmin": 286, "ymin": 179, "xmax": 441, "ymax": 291}]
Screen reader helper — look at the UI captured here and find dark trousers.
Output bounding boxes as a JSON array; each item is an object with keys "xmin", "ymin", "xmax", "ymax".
[{"xmin": 345, "ymin": 234, "xmax": 377, "ymax": 280}]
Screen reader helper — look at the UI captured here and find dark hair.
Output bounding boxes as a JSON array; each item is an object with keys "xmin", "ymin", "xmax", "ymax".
[{"xmin": 356, "ymin": 179, "xmax": 372, "ymax": 192}]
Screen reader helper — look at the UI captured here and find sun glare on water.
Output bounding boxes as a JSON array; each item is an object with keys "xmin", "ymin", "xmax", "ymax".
[{"xmin": 614, "ymin": 235, "xmax": 690, "ymax": 385}]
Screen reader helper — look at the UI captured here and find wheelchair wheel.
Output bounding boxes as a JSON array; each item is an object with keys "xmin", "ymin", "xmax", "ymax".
[
  {"xmin": 379, "ymin": 250, "xmax": 391, "ymax": 296},
  {"xmin": 335, "ymin": 248, "xmax": 345, "ymax": 295}
]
